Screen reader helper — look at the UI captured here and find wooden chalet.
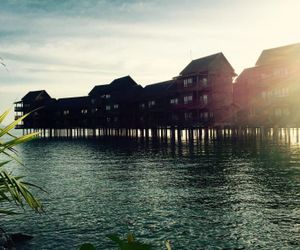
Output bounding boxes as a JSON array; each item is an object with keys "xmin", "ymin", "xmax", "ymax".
[
  {"xmin": 88, "ymin": 76, "xmax": 143, "ymax": 129},
  {"xmin": 174, "ymin": 53, "xmax": 236, "ymax": 128},
  {"xmin": 15, "ymin": 90, "xmax": 55, "ymax": 129},
  {"xmin": 137, "ymin": 80, "xmax": 175, "ymax": 129},
  {"xmin": 54, "ymin": 96, "xmax": 90, "ymax": 129},
  {"xmin": 234, "ymin": 43, "xmax": 300, "ymax": 127}
]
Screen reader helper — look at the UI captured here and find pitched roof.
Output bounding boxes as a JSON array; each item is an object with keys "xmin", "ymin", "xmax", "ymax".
[
  {"xmin": 56, "ymin": 96, "xmax": 89, "ymax": 109},
  {"xmin": 110, "ymin": 85, "xmax": 144, "ymax": 103},
  {"xmin": 22, "ymin": 90, "xmax": 51, "ymax": 102},
  {"xmin": 235, "ymin": 67, "xmax": 258, "ymax": 82},
  {"xmin": 256, "ymin": 42, "xmax": 300, "ymax": 66},
  {"xmin": 88, "ymin": 84, "xmax": 109, "ymax": 97},
  {"xmin": 180, "ymin": 53, "xmax": 235, "ymax": 76},
  {"xmin": 88, "ymin": 75, "xmax": 138, "ymax": 96},
  {"xmin": 141, "ymin": 80, "xmax": 175, "ymax": 99},
  {"xmin": 109, "ymin": 75, "xmax": 137, "ymax": 90}
]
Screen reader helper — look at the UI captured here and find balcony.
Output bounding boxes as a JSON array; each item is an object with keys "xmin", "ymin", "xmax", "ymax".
[
  {"xmin": 15, "ymin": 124, "xmax": 24, "ymax": 129},
  {"xmin": 179, "ymin": 81, "xmax": 211, "ymax": 92},
  {"xmin": 172, "ymin": 100, "xmax": 209, "ymax": 110},
  {"xmin": 15, "ymin": 115, "xmax": 23, "ymax": 120},
  {"xmin": 14, "ymin": 106, "xmax": 24, "ymax": 112}
]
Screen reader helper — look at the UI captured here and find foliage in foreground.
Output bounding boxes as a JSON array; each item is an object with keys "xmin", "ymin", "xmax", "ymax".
[
  {"xmin": 0, "ymin": 109, "xmax": 43, "ymax": 215},
  {"xmin": 80, "ymin": 233, "xmax": 172, "ymax": 250}
]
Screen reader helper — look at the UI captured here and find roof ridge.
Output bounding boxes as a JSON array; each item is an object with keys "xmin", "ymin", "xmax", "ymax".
[{"xmin": 262, "ymin": 42, "xmax": 300, "ymax": 52}]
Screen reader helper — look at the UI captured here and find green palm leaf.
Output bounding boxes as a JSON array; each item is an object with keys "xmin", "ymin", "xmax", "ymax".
[{"xmin": 0, "ymin": 109, "xmax": 43, "ymax": 215}]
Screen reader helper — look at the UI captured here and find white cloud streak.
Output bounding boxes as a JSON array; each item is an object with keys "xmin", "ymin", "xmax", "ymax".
[{"xmin": 1, "ymin": 0, "xmax": 300, "ymax": 121}]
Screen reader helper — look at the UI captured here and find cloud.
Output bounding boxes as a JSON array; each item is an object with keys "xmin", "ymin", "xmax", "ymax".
[{"xmin": 1, "ymin": 0, "xmax": 300, "ymax": 118}]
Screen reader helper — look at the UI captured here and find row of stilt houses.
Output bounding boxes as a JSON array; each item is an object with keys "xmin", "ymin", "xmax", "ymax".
[{"xmin": 14, "ymin": 42, "xmax": 300, "ymax": 139}]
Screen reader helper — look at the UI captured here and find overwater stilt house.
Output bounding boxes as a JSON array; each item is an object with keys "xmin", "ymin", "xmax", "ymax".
[
  {"xmin": 15, "ymin": 90, "xmax": 55, "ymax": 129},
  {"xmin": 233, "ymin": 43, "xmax": 300, "ymax": 127},
  {"xmin": 16, "ymin": 43, "xmax": 300, "ymax": 137}
]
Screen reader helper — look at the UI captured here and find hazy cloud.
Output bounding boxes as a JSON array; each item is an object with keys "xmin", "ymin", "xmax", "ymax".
[{"xmin": 1, "ymin": 0, "xmax": 300, "ymax": 121}]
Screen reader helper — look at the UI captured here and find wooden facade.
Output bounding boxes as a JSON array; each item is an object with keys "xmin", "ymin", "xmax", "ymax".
[
  {"xmin": 15, "ymin": 53, "xmax": 236, "ymax": 132},
  {"xmin": 234, "ymin": 43, "xmax": 300, "ymax": 127}
]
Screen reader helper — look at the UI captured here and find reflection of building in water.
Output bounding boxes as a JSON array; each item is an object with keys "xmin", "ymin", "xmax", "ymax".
[{"xmin": 234, "ymin": 43, "xmax": 300, "ymax": 127}]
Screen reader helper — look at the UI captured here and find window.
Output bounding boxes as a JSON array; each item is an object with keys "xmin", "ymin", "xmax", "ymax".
[
  {"xmin": 200, "ymin": 112, "xmax": 209, "ymax": 121},
  {"xmin": 148, "ymin": 100, "xmax": 156, "ymax": 107},
  {"xmin": 139, "ymin": 103, "xmax": 145, "ymax": 109},
  {"xmin": 81, "ymin": 109, "xmax": 88, "ymax": 114},
  {"xmin": 283, "ymin": 107, "xmax": 290, "ymax": 115},
  {"xmin": 280, "ymin": 88, "xmax": 289, "ymax": 97},
  {"xmin": 204, "ymin": 112, "xmax": 209, "ymax": 120},
  {"xmin": 105, "ymin": 105, "xmax": 111, "ymax": 110},
  {"xmin": 63, "ymin": 110, "xmax": 69, "ymax": 115},
  {"xmin": 249, "ymin": 107, "xmax": 255, "ymax": 117},
  {"xmin": 200, "ymin": 95, "xmax": 208, "ymax": 105},
  {"xmin": 184, "ymin": 112, "xmax": 192, "ymax": 121},
  {"xmin": 274, "ymin": 108, "xmax": 282, "ymax": 117},
  {"xmin": 171, "ymin": 114, "xmax": 178, "ymax": 121},
  {"xmin": 183, "ymin": 78, "xmax": 193, "ymax": 87},
  {"xmin": 261, "ymin": 73, "xmax": 268, "ymax": 80},
  {"xmin": 170, "ymin": 98, "xmax": 178, "ymax": 104},
  {"xmin": 184, "ymin": 95, "xmax": 193, "ymax": 104},
  {"xmin": 106, "ymin": 117, "xmax": 111, "ymax": 122},
  {"xmin": 114, "ymin": 104, "xmax": 119, "ymax": 109},
  {"xmin": 275, "ymin": 107, "xmax": 290, "ymax": 116},
  {"xmin": 91, "ymin": 98, "xmax": 96, "ymax": 104},
  {"xmin": 202, "ymin": 78, "xmax": 208, "ymax": 86},
  {"xmin": 91, "ymin": 108, "xmax": 98, "ymax": 113},
  {"xmin": 102, "ymin": 94, "xmax": 111, "ymax": 99},
  {"xmin": 114, "ymin": 117, "xmax": 119, "ymax": 122}
]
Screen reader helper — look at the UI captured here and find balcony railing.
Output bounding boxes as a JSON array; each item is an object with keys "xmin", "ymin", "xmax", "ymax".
[
  {"xmin": 15, "ymin": 124, "xmax": 24, "ymax": 129},
  {"xmin": 15, "ymin": 115, "xmax": 23, "ymax": 120},
  {"xmin": 14, "ymin": 106, "xmax": 24, "ymax": 112}
]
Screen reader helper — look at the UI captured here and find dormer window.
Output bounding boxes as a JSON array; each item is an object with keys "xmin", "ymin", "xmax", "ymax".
[
  {"xmin": 81, "ymin": 109, "xmax": 88, "ymax": 114},
  {"xmin": 183, "ymin": 78, "xmax": 193, "ymax": 87},
  {"xmin": 148, "ymin": 100, "xmax": 156, "ymax": 108}
]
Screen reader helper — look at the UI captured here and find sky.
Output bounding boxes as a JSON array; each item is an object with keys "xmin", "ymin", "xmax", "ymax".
[{"xmin": 1, "ymin": 0, "xmax": 300, "ymax": 122}]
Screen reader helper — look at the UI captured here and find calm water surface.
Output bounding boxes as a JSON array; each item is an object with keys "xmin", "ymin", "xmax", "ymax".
[{"xmin": 1, "ymin": 134, "xmax": 300, "ymax": 249}]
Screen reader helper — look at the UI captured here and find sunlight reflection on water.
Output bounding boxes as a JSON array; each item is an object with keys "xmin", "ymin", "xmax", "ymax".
[{"xmin": 1, "ymin": 133, "xmax": 300, "ymax": 249}]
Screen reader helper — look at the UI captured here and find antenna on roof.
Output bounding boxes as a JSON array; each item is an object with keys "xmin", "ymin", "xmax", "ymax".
[{"xmin": 190, "ymin": 49, "xmax": 193, "ymax": 61}]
